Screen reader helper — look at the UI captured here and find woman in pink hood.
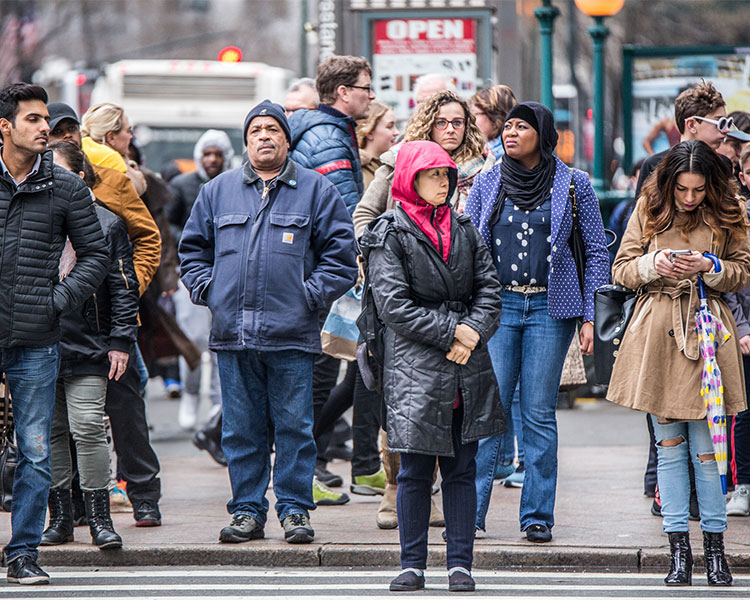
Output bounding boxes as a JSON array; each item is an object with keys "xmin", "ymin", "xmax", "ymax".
[{"xmin": 360, "ymin": 141, "xmax": 504, "ymax": 592}]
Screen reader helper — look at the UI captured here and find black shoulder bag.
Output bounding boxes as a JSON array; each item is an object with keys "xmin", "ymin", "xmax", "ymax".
[{"xmin": 0, "ymin": 377, "xmax": 16, "ymax": 512}]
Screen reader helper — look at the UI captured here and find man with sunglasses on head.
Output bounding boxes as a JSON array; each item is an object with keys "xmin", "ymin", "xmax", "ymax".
[{"xmin": 635, "ymin": 80, "xmax": 732, "ymax": 201}]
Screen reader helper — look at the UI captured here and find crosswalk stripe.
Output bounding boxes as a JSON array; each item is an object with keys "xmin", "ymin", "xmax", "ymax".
[
  {"xmin": 0, "ymin": 582, "xmax": 744, "ymax": 593},
  {"xmin": 41, "ymin": 568, "xmax": 730, "ymax": 580},
  {"xmin": 0, "ymin": 596, "xmax": 743, "ymax": 600}
]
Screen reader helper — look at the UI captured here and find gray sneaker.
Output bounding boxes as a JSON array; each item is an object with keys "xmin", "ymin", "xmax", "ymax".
[
  {"xmin": 219, "ymin": 514, "xmax": 264, "ymax": 543},
  {"xmin": 282, "ymin": 513, "xmax": 314, "ymax": 544},
  {"xmin": 727, "ymin": 483, "xmax": 750, "ymax": 516}
]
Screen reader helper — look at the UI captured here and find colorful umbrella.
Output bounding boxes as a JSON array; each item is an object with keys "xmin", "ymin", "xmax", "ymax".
[{"xmin": 696, "ymin": 274, "xmax": 730, "ymax": 495}]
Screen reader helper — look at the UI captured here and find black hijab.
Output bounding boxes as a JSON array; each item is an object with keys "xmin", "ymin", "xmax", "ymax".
[{"xmin": 498, "ymin": 101, "xmax": 559, "ymax": 211}]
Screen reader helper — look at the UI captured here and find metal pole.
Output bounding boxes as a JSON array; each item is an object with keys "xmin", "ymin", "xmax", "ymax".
[
  {"xmin": 534, "ymin": 0, "xmax": 560, "ymax": 110},
  {"xmin": 300, "ymin": 0, "xmax": 309, "ymax": 77},
  {"xmin": 589, "ymin": 15, "xmax": 610, "ymax": 194}
]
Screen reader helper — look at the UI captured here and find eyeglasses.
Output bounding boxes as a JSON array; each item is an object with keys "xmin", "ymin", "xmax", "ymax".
[
  {"xmin": 433, "ymin": 118, "xmax": 466, "ymax": 130},
  {"xmin": 689, "ymin": 115, "xmax": 734, "ymax": 133},
  {"xmin": 347, "ymin": 84, "xmax": 374, "ymax": 94}
]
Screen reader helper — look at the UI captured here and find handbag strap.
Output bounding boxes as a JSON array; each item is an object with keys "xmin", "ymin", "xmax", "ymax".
[{"xmin": 568, "ymin": 169, "xmax": 579, "ymax": 232}]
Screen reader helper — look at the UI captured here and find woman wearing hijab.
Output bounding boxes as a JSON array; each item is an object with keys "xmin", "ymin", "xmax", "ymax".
[
  {"xmin": 360, "ymin": 141, "xmax": 503, "ymax": 592},
  {"xmin": 465, "ymin": 102, "xmax": 609, "ymax": 543}
]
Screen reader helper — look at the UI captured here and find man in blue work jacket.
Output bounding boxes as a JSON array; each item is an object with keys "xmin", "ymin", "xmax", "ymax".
[{"xmin": 179, "ymin": 100, "xmax": 357, "ymax": 545}]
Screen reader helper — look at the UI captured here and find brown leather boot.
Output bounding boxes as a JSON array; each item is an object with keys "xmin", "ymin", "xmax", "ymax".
[
  {"xmin": 376, "ymin": 483, "xmax": 398, "ymax": 529},
  {"xmin": 378, "ymin": 431, "xmax": 400, "ymax": 529},
  {"xmin": 429, "ymin": 496, "xmax": 445, "ymax": 527}
]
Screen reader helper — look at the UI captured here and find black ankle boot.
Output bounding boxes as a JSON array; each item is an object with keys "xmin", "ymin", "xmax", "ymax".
[
  {"xmin": 703, "ymin": 531, "xmax": 732, "ymax": 586},
  {"xmin": 665, "ymin": 532, "xmax": 693, "ymax": 586},
  {"xmin": 40, "ymin": 487, "xmax": 74, "ymax": 545},
  {"xmin": 84, "ymin": 489, "xmax": 123, "ymax": 549}
]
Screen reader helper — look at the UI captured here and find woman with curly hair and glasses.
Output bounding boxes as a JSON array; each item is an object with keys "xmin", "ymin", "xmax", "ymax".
[
  {"xmin": 353, "ymin": 90, "xmax": 489, "ymax": 237},
  {"xmin": 608, "ymin": 140, "xmax": 750, "ymax": 587},
  {"xmin": 352, "ymin": 89, "xmax": 492, "ymax": 532}
]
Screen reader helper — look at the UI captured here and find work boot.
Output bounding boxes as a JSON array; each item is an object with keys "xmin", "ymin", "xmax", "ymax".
[
  {"xmin": 40, "ymin": 487, "xmax": 74, "ymax": 546},
  {"xmin": 376, "ymin": 483, "xmax": 398, "ymax": 529},
  {"xmin": 703, "ymin": 531, "xmax": 732, "ymax": 586},
  {"xmin": 665, "ymin": 532, "xmax": 692, "ymax": 586},
  {"xmin": 84, "ymin": 489, "xmax": 123, "ymax": 549}
]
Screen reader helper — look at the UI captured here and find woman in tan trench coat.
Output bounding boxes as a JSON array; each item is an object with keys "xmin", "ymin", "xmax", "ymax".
[{"xmin": 608, "ymin": 141, "xmax": 750, "ymax": 587}]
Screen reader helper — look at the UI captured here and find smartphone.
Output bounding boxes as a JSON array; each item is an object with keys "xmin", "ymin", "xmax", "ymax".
[{"xmin": 669, "ymin": 249, "xmax": 692, "ymax": 262}]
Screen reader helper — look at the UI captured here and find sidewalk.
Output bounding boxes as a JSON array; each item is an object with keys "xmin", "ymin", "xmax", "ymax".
[{"xmin": 2, "ymin": 401, "xmax": 750, "ymax": 570}]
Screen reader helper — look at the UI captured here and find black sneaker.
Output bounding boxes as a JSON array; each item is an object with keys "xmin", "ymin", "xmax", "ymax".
[
  {"xmin": 525, "ymin": 523, "xmax": 552, "ymax": 543},
  {"xmin": 389, "ymin": 570, "xmax": 425, "ymax": 591},
  {"xmin": 315, "ymin": 464, "xmax": 343, "ymax": 488},
  {"xmin": 7, "ymin": 555, "xmax": 49, "ymax": 585},
  {"xmin": 133, "ymin": 500, "xmax": 162, "ymax": 527},
  {"xmin": 448, "ymin": 569, "xmax": 475, "ymax": 592},
  {"xmin": 219, "ymin": 514, "xmax": 265, "ymax": 543},
  {"xmin": 282, "ymin": 513, "xmax": 314, "ymax": 544}
]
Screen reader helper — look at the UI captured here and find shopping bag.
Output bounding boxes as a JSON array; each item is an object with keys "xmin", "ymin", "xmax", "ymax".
[{"xmin": 321, "ymin": 286, "xmax": 362, "ymax": 361}]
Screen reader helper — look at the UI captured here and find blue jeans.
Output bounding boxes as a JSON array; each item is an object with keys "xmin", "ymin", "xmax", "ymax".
[
  {"xmin": 217, "ymin": 349, "xmax": 316, "ymax": 525},
  {"xmin": 397, "ymin": 407, "xmax": 477, "ymax": 570},
  {"xmin": 485, "ymin": 291, "xmax": 575, "ymax": 531},
  {"xmin": 1, "ymin": 344, "xmax": 60, "ymax": 563},
  {"xmin": 502, "ymin": 386, "xmax": 525, "ymax": 466},
  {"xmin": 651, "ymin": 416, "xmax": 727, "ymax": 533},
  {"xmin": 475, "ymin": 385, "xmax": 525, "ymax": 531},
  {"xmin": 134, "ymin": 342, "xmax": 149, "ymax": 398}
]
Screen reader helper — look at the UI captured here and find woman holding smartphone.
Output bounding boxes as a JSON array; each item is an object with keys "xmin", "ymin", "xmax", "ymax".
[{"xmin": 608, "ymin": 140, "xmax": 750, "ymax": 586}]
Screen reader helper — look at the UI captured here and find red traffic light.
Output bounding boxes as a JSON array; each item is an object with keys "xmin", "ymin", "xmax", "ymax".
[{"xmin": 218, "ymin": 46, "xmax": 242, "ymax": 62}]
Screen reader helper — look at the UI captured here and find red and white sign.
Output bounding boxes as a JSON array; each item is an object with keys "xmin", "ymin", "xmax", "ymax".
[
  {"xmin": 374, "ymin": 19, "xmax": 476, "ymax": 55},
  {"xmin": 372, "ymin": 18, "xmax": 479, "ymax": 122}
]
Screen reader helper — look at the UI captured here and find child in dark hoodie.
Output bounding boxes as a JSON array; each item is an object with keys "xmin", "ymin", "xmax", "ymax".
[{"xmin": 360, "ymin": 141, "xmax": 504, "ymax": 592}]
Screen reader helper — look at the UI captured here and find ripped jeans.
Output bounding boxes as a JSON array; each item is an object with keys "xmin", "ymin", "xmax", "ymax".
[{"xmin": 651, "ymin": 415, "xmax": 726, "ymax": 533}]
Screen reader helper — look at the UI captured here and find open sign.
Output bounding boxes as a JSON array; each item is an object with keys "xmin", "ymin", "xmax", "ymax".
[{"xmin": 385, "ymin": 19, "xmax": 466, "ymax": 41}]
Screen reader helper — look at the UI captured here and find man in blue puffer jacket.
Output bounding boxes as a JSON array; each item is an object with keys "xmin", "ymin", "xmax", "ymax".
[
  {"xmin": 179, "ymin": 100, "xmax": 357, "ymax": 546},
  {"xmin": 289, "ymin": 55, "xmax": 375, "ymax": 216}
]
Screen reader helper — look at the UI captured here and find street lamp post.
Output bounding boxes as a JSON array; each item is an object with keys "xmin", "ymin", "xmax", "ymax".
[
  {"xmin": 574, "ymin": 0, "xmax": 624, "ymax": 194},
  {"xmin": 534, "ymin": 0, "xmax": 560, "ymax": 110}
]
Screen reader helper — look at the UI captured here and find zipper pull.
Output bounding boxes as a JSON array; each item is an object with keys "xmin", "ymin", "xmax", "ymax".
[{"xmin": 262, "ymin": 183, "xmax": 270, "ymax": 199}]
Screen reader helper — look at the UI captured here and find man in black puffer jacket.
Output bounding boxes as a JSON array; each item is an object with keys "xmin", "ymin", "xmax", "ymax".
[{"xmin": 0, "ymin": 84, "xmax": 108, "ymax": 585}]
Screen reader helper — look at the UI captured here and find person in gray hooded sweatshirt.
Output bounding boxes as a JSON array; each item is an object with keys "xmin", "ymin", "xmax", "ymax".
[
  {"xmin": 168, "ymin": 130, "xmax": 234, "ymax": 457},
  {"xmin": 167, "ymin": 129, "xmax": 235, "ymax": 239}
]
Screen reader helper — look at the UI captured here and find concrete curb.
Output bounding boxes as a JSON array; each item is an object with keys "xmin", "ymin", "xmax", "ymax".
[{"xmin": 34, "ymin": 543, "xmax": 750, "ymax": 570}]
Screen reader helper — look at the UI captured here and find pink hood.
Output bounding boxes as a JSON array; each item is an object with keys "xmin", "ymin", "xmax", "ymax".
[{"xmin": 392, "ymin": 141, "xmax": 457, "ymax": 261}]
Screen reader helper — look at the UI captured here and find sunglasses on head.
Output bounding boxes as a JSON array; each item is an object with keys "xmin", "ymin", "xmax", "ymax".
[{"xmin": 689, "ymin": 115, "xmax": 734, "ymax": 133}]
